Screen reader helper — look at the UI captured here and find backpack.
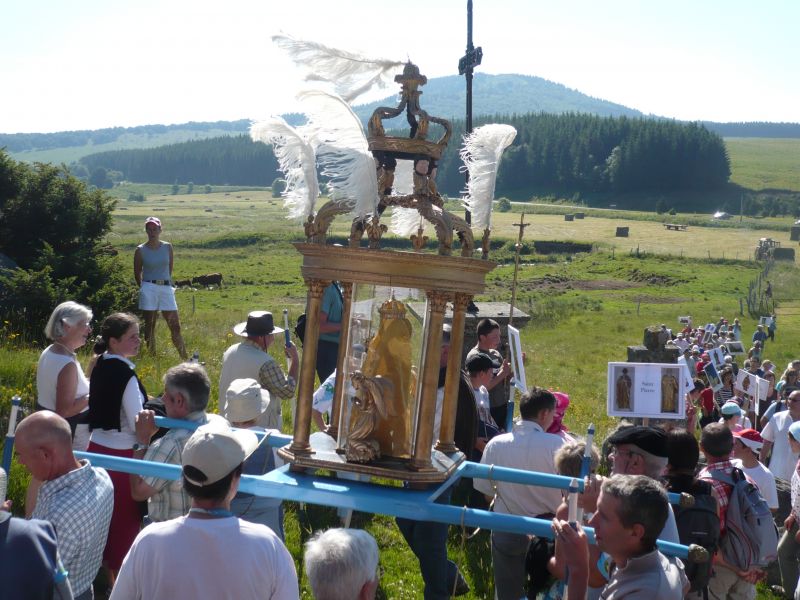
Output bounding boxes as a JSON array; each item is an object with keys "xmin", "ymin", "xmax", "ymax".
[
  {"xmin": 710, "ymin": 467, "xmax": 779, "ymax": 570},
  {"xmin": 673, "ymin": 481, "xmax": 719, "ymax": 593},
  {"xmin": 294, "ymin": 313, "xmax": 307, "ymax": 346}
]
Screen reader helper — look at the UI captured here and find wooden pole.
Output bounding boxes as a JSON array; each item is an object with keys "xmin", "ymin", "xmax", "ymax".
[{"xmin": 508, "ymin": 213, "xmax": 529, "ymax": 328}]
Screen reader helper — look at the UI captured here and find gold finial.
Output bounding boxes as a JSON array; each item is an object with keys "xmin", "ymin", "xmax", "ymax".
[{"xmin": 378, "ymin": 298, "xmax": 407, "ymax": 320}]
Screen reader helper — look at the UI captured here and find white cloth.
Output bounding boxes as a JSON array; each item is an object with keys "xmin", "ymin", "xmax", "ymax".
[
  {"xmin": 733, "ymin": 459, "xmax": 779, "ymax": 509},
  {"xmin": 89, "ymin": 354, "xmax": 145, "ymax": 449},
  {"xmin": 312, "ymin": 370, "xmax": 336, "ymax": 417},
  {"xmin": 36, "ymin": 346, "xmax": 91, "ymax": 450},
  {"xmin": 473, "ymin": 420, "xmax": 565, "ymax": 517},
  {"xmin": 111, "ymin": 515, "xmax": 299, "ymax": 600},
  {"xmin": 473, "ymin": 385, "xmax": 494, "ymax": 426},
  {"xmin": 762, "ymin": 411, "xmax": 800, "ymax": 481},
  {"xmin": 138, "ymin": 281, "xmax": 178, "ymax": 311}
]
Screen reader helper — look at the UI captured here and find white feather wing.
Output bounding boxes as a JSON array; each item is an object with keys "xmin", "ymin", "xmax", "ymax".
[
  {"xmin": 250, "ymin": 117, "xmax": 320, "ymax": 221},
  {"xmin": 460, "ymin": 124, "xmax": 517, "ymax": 229},
  {"xmin": 297, "ymin": 89, "xmax": 379, "ymax": 218},
  {"xmin": 272, "ymin": 33, "xmax": 403, "ymax": 103}
]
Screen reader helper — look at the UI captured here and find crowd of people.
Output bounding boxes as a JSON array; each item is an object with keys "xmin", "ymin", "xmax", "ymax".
[{"xmin": 4, "ymin": 216, "xmax": 799, "ymax": 599}]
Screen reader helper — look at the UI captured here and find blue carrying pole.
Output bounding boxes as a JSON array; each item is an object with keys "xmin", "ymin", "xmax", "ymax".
[
  {"xmin": 72, "ymin": 450, "xmax": 693, "ymax": 560},
  {"xmin": 1, "ymin": 396, "xmax": 22, "ymax": 476}
]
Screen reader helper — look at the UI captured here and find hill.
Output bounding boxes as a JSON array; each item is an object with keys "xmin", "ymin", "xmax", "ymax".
[{"xmin": 351, "ymin": 72, "xmax": 645, "ymax": 121}]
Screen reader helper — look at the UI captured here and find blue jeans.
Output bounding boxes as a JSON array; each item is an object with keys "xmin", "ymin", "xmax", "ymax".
[
  {"xmin": 491, "ymin": 530, "xmax": 530, "ymax": 600},
  {"xmin": 396, "ymin": 489, "xmax": 459, "ymax": 600}
]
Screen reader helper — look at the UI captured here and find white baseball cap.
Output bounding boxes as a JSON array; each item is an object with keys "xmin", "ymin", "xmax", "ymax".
[{"xmin": 182, "ymin": 422, "xmax": 259, "ymax": 487}]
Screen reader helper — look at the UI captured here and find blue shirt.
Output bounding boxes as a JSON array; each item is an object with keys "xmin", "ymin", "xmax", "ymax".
[{"xmin": 319, "ymin": 283, "xmax": 343, "ymax": 344}]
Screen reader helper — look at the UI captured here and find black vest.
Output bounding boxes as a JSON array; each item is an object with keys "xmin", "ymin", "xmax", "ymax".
[{"xmin": 89, "ymin": 355, "xmax": 147, "ymax": 431}]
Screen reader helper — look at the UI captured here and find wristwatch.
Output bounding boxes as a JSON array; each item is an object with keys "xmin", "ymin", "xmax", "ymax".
[{"xmin": 132, "ymin": 442, "xmax": 149, "ymax": 452}]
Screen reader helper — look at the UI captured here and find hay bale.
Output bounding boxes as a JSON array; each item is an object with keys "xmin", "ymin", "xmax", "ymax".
[
  {"xmin": 616, "ymin": 227, "xmax": 629, "ymax": 237},
  {"xmin": 574, "ymin": 212, "xmax": 585, "ymax": 219},
  {"xmin": 564, "ymin": 214, "xmax": 574, "ymax": 222}
]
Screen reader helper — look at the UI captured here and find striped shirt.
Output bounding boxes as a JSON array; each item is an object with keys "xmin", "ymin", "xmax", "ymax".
[{"xmin": 33, "ymin": 460, "xmax": 113, "ymax": 596}]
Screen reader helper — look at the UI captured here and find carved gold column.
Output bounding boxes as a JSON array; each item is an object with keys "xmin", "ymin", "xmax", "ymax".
[
  {"xmin": 435, "ymin": 293, "xmax": 472, "ymax": 454},
  {"xmin": 288, "ymin": 278, "xmax": 327, "ymax": 457},
  {"xmin": 410, "ymin": 290, "xmax": 450, "ymax": 470},
  {"xmin": 327, "ymin": 281, "xmax": 353, "ymax": 438}
]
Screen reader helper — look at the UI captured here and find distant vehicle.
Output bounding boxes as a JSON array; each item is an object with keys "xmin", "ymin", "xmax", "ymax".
[{"xmin": 713, "ymin": 211, "xmax": 732, "ymax": 220}]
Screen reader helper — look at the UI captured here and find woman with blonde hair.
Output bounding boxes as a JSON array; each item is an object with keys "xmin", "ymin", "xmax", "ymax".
[{"xmin": 37, "ymin": 301, "xmax": 93, "ymax": 450}]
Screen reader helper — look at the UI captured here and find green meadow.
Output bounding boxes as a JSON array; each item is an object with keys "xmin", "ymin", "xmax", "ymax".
[
  {"xmin": 725, "ymin": 137, "xmax": 800, "ymax": 192},
  {"xmin": 2, "ymin": 191, "xmax": 797, "ymax": 598}
]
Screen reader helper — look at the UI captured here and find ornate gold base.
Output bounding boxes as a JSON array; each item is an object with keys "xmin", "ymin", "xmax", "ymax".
[{"xmin": 278, "ymin": 432, "xmax": 465, "ymax": 484}]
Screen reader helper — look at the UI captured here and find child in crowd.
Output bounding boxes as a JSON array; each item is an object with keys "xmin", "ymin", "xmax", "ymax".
[{"xmin": 465, "ymin": 352, "xmax": 502, "ymax": 460}]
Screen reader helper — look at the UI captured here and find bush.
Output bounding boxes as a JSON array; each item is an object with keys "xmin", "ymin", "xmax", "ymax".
[
  {"xmin": 668, "ymin": 208, "xmax": 677, "ymax": 216},
  {"xmin": 496, "ymin": 197, "xmax": 512, "ymax": 212},
  {"xmin": 127, "ymin": 192, "xmax": 145, "ymax": 202},
  {"xmin": 0, "ymin": 151, "xmax": 137, "ymax": 344}
]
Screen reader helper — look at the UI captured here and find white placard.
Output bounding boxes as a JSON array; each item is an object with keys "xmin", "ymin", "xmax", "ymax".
[
  {"xmin": 677, "ymin": 356, "xmax": 694, "ymax": 391},
  {"xmin": 678, "ymin": 315, "xmax": 692, "ymax": 325},
  {"xmin": 607, "ymin": 362, "xmax": 687, "ymax": 420},
  {"xmin": 735, "ymin": 370, "xmax": 768, "ymax": 412},
  {"xmin": 508, "ymin": 325, "xmax": 527, "ymax": 394},
  {"xmin": 759, "ymin": 316, "xmax": 774, "ymax": 327}
]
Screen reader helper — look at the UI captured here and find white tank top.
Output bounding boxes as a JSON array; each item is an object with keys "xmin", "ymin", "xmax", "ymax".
[{"xmin": 36, "ymin": 346, "xmax": 89, "ymax": 411}]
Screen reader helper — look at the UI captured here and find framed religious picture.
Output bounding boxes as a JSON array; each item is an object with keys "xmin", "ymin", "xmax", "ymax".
[
  {"xmin": 607, "ymin": 362, "xmax": 686, "ymax": 419},
  {"xmin": 677, "ymin": 356, "xmax": 694, "ymax": 392},
  {"xmin": 707, "ymin": 347, "xmax": 725, "ymax": 369},
  {"xmin": 704, "ymin": 362, "xmax": 723, "ymax": 392},
  {"xmin": 759, "ymin": 316, "xmax": 774, "ymax": 327},
  {"xmin": 724, "ymin": 341, "xmax": 746, "ymax": 356},
  {"xmin": 678, "ymin": 316, "xmax": 692, "ymax": 326},
  {"xmin": 507, "ymin": 325, "xmax": 527, "ymax": 394}
]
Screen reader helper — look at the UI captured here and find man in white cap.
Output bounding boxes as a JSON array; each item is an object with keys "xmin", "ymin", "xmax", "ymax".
[
  {"xmin": 218, "ymin": 311, "xmax": 298, "ymax": 430},
  {"xmin": 224, "ymin": 378, "xmax": 285, "ymax": 539},
  {"xmin": 112, "ymin": 423, "xmax": 299, "ymax": 600}
]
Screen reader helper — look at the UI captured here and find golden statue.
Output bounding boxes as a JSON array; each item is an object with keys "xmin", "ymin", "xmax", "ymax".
[
  {"xmin": 346, "ymin": 372, "xmax": 394, "ymax": 462},
  {"xmin": 359, "ymin": 298, "xmax": 416, "ymax": 458},
  {"xmin": 661, "ymin": 371, "xmax": 679, "ymax": 413}
]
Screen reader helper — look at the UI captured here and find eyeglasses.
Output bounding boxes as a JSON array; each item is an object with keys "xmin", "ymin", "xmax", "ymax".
[{"xmin": 610, "ymin": 448, "xmax": 642, "ymax": 460}]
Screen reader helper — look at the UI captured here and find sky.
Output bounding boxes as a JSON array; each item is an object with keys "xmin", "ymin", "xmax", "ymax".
[{"xmin": 2, "ymin": 0, "xmax": 799, "ymax": 133}]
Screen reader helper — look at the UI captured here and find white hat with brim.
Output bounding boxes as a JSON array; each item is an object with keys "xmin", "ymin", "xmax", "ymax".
[
  {"xmin": 182, "ymin": 422, "xmax": 259, "ymax": 487},
  {"xmin": 224, "ymin": 378, "xmax": 270, "ymax": 423}
]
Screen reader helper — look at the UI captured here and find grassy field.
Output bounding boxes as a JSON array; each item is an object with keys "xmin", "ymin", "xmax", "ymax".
[
  {"xmin": 1, "ymin": 192, "xmax": 797, "ymax": 598},
  {"xmin": 725, "ymin": 137, "xmax": 800, "ymax": 192}
]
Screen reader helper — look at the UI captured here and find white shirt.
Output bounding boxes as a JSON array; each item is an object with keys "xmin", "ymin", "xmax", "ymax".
[
  {"xmin": 111, "ymin": 515, "xmax": 299, "ymax": 600},
  {"xmin": 36, "ymin": 346, "xmax": 90, "ymax": 411},
  {"xmin": 762, "ymin": 410, "xmax": 800, "ymax": 482},
  {"xmin": 473, "ymin": 420, "xmax": 565, "ymax": 517},
  {"xmin": 732, "ymin": 458, "xmax": 779, "ymax": 509}
]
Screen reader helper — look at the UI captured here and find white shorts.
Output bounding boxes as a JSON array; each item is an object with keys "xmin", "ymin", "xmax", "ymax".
[{"xmin": 139, "ymin": 281, "xmax": 178, "ymax": 311}]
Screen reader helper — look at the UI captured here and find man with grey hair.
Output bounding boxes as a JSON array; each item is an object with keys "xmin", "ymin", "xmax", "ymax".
[
  {"xmin": 553, "ymin": 474, "xmax": 689, "ymax": 599},
  {"xmin": 304, "ymin": 528, "xmax": 380, "ymax": 600},
  {"xmin": 129, "ymin": 362, "xmax": 226, "ymax": 522},
  {"xmin": 583, "ymin": 426, "xmax": 680, "ymax": 545}
]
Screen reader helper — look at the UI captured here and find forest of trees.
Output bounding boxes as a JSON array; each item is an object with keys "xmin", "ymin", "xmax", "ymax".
[
  {"xmin": 81, "ymin": 135, "xmax": 280, "ymax": 186},
  {"xmin": 80, "ymin": 114, "xmax": 730, "ymax": 199}
]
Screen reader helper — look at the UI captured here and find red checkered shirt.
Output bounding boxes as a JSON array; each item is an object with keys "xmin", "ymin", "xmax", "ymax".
[{"xmin": 699, "ymin": 460, "xmax": 735, "ymax": 532}]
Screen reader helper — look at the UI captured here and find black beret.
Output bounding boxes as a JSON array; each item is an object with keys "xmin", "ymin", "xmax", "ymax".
[
  {"xmin": 608, "ymin": 426, "xmax": 668, "ymax": 458},
  {"xmin": 465, "ymin": 352, "xmax": 500, "ymax": 373}
]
